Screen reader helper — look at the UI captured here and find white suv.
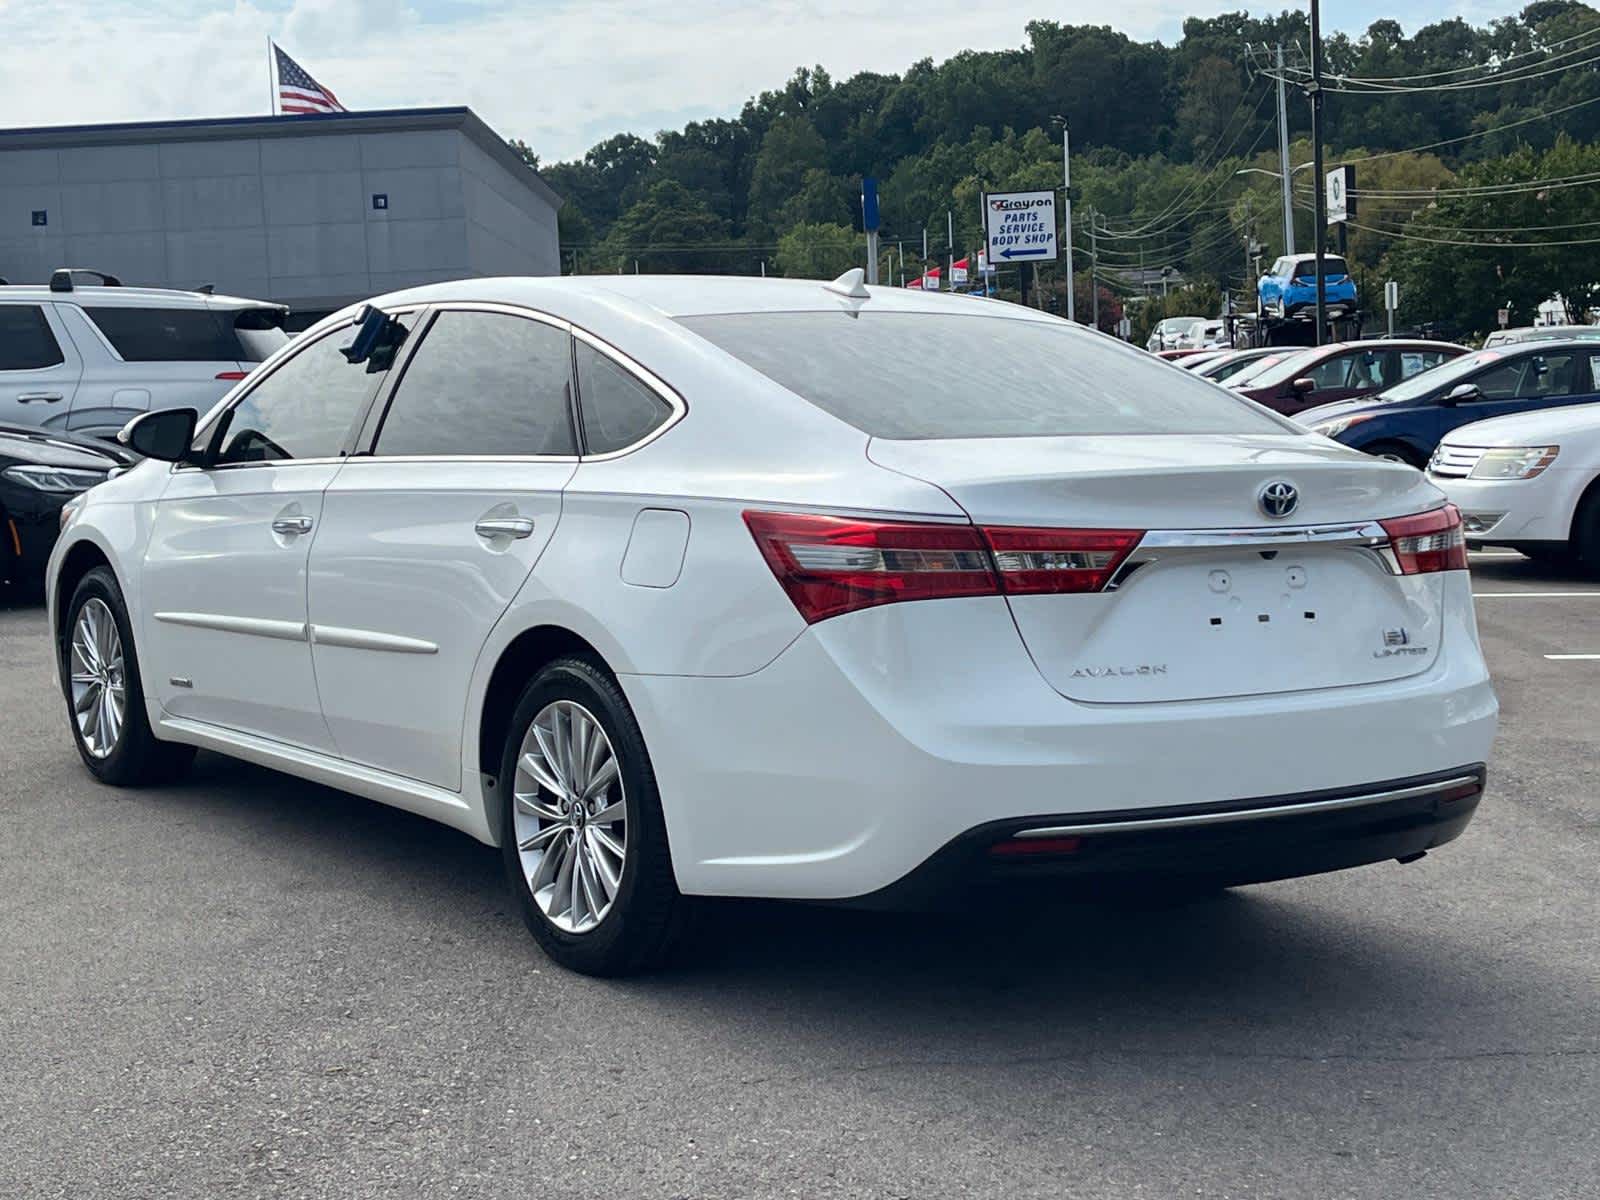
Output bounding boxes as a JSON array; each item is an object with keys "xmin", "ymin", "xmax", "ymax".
[{"xmin": 0, "ymin": 270, "xmax": 287, "ymax": 438}]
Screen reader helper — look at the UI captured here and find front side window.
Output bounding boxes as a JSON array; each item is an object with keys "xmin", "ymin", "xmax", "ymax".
[
  {"xmin": 373, "ymin": 310, "xmax": 576, "ymax": 457},
  {"xmin": 681, "ymin": 311, "xmax": 1295, "ymax": 440},
  {"xmin": 211, "ymin": 324, "xmax": 391, "ymax": 464},
  {"xmin": 576, "ymin": 342, "xmax": 673, "ymax": 454},
  {"xmin": 1511, "ymin": 352, "xmax": 1585, "ymax": 399},
  {"xmin": 0, "ymin": 305, "xmax": 65, "ymax": 370}
]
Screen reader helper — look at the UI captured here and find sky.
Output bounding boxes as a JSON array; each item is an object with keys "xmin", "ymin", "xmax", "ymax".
[{"xmin": 0, "ymin": 0, "xmax": 1514, "ymax": 163}]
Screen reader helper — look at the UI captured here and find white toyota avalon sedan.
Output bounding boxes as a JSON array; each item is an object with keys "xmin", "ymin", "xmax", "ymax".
[{"xmin": 47, "ymin": 273, "xmax": 1498, "ymax": 975}]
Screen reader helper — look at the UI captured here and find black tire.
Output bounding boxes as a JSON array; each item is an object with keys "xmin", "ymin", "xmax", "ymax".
[
  {"xmin": 1514, "ymin": 543, "xmax": 1576, "ymax": 566},
  {"xmin": 62, "ymin": 566, "xmax": 196, "ymax": 786},
  {"xmin": 498, "ymin": 655, "xmax": 688, "ymax": 976},
  {"xmin": 1571, "ymin": 488, "xmax": 1600, "ymax": 574},
  {"xmin": 1363, "ymin": 441, "xmax": 1425, "ymax": 469}
]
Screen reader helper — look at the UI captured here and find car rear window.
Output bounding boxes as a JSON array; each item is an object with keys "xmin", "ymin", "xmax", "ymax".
[
  {"xmin": 1292, "ymin": 257, "xmax": 1348, "ymax": 278},
  {"xmin": 679, "ymin": 311, "xmax": 1296, "ymax": 440},
  {"xmin": 84, "ymin": 306, "xmax": 285, "ymax": 363},
  {"xmin": 0, "ymin": 305, "xmax": 65, "ymax": 370}
]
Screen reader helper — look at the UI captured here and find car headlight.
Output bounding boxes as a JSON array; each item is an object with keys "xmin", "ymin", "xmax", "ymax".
[
  {"xmin": 1310, "ymin": 414, "xmax": 1374, "ymax": 438},
  {"xmin": 1, "ymin": 465, "xmax": 109, "ymax": 493},
  {"xmin": 1468, "ymin": 446, "xmax": 1560, "ymax": 480}
]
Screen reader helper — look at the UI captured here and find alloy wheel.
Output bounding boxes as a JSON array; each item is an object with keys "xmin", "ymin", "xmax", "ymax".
[
  {"xmin": 70, "ymin": 598, "xmax": 126, "ymax": 759},
  {"xmin": 512, "ymin": 700, "xmax": 627, "ymax": 934}
]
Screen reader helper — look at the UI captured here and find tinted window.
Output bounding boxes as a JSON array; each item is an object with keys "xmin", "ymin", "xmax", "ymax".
[
  {"xmin": 86, "ymin": 307, "xmax": 240, "ymax": 362},
  {"xmin": 681, "ymin": 312, "xmax": 1294, "ymax": 440},
  {"xmin": 1291, "ymin": 257, "xmax": 1348, "ymax": 278},
  {"xmin": 374, "ymin": 311, "xmax": 576, "ymax": 457},
  {"xmin": 212, "ymin": 324, "xmax": 387, "ymax": 464},
  {"xmin": 576, "ymin": 342, "xmax": 673, "ymax": 454},
  {"xmin": 0, "ymin": 305, "xmax": 64, "ymax": 370}
]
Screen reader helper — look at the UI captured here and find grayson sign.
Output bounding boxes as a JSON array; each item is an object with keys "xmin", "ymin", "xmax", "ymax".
[{"xmin": 984, "ymin": 190, "xmax": 1058, "ymax": 264}]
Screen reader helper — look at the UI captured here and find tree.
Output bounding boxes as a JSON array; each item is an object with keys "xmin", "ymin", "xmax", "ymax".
[
  {"xmin": 775, "ymin": 222, "xmax": 862, "ymax": 278},
  {"xmin": 747, "ymin": 116, "xmax": 829, "ymax": 240},
  {"xmin": 596, "ymin": 181, "xmax": 731, "ymax": 274}
]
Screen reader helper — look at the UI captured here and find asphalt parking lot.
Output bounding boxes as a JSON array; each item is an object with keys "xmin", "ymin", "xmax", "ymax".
[{"xmin": 2, "ymin": 551, "xmax": 1597, "ymax": 1199}]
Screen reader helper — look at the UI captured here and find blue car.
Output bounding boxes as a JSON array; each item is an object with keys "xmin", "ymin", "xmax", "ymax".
[
  {"xmin": 1258, "ymin": 254, "xmax": 1358, "ymax": 321},
  {"xmin": 1298, "ymin": 340, "xmax": 1600, "ymax": 468}
]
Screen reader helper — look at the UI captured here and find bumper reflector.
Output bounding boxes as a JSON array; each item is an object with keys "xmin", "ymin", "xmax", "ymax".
[{"xmin": 988, "ymin": 836, "xmax": 1084, "ymax": 858}]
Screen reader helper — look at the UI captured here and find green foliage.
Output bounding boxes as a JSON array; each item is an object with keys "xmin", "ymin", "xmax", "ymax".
[
  {"xmin": 529, "ymin": 3, "xmax": 1599, "ymax": 332},
  {"xmin": 774, "ymin": 222, "xmax": 863, "ymax": 278}
]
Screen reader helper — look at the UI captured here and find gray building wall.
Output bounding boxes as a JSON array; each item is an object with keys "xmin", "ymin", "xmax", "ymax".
[{"xmin": 0, "ymin": 108, "xmax": 561, "ymax": 315}]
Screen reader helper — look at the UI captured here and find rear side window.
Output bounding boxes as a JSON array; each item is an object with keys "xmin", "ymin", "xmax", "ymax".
[
  {"xmin": 85, "ymin": 306, "xmax": 242, "ymax": 362},
  {"xmin": 576, "ymin": 342, "xmax": 673, "ymax": 454},
  {"xmin": 679, "ymin": 312, "xmax": 1294, "ymax": 440},
  {"xmin": 374, "ymin": 310, "xmax": 577, "ymax": 457},
  {"xmin": 0, "ymin": 305, "xmax": 65, "ymax": 370}
]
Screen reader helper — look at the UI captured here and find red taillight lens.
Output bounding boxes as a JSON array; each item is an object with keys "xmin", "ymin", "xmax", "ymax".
[
  {"xmin": 1380, "ymin": 504, "xmax": 1468, "ymax": 574},
  {"xmin": 982, "ymin": 527, "xmax": 1143, "ymax": 594},
  {"xmin": 744, "ymin": 512, "xmax": 1150, "ymax": 622},
  {"xmin": 214, "ymin": 371, "xmax": 248, "ymax": 381},
  {"xmin": 742, "ymin": 511, "xmax": 997, "ymax": 623}
]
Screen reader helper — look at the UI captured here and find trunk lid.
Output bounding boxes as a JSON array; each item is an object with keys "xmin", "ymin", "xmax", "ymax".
[{"xmin": 869, "ymin": 433, "xmax": 1448, "ymax": 704}]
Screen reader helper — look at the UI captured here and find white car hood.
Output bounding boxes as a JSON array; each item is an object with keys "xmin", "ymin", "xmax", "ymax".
[{"xmin": 1443, "ymin": 401, "xmax": 1600, "ymax": 448}]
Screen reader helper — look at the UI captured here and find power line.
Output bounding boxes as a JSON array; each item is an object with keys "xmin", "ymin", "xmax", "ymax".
[
  {"xmin": 1277, "ymin": 45, "xmax": 1600, "ymax": 93},
  {"xmin": 1345, "ymin": 218, "xmax": 1600, "ymax": 248},
  {"xmin": 1337, "ymin": 23, "xmax": 1600, "ymax": 83},
  {"xmin": 1337, "ymin": 93, "xmax": 1600, "ymax": 165}
]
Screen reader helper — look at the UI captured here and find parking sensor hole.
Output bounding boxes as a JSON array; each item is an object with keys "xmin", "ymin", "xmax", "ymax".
[
  {"xmin": 1257, "ymin": 614, "xmax": 1270, "ymax": 623},
  {"xmin": 1304, "ymin": 611, "xmax": 1316, "ymax": 620},
  {"xmin": 1210, "ymin": 617, "xmax": 1222, "ymax": 627}
]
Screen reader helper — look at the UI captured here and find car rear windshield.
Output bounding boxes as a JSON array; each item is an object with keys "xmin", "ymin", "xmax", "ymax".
[
  {"xmin": 678, "ymin": 311, "xmax": 1296, "ymax": 440},
  {"xmin": 1291, "ymin": 257, "xmax": 1348, "ymax": 278},
  {"xmin": 85, "ymin": 305, "xmax": 287, "ymax": 363}
]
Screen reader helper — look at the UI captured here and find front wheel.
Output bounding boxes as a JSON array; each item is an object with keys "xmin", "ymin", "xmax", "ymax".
[
  {"xmin": 499, "ymin": 656, "xmax": 688, "ymax": 975},
  {"xmin": 63, "ymin": 566, "xmax": 195, "ymax": 785},
  {"xmin": 1364, "ymin": 442, "xmax": 1425, "ymax": 469}
]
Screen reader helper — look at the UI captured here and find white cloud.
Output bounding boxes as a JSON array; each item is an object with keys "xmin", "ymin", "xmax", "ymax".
[{"xmin": 0, "ymin": 0, "xmax": 1506, "ymax": 162}]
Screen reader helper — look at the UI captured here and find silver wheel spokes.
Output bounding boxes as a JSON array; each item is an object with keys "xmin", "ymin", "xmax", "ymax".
[
  {"xmin": 70, "ymin": 598, "xmax": 126, "ymax": 759},
  {"xmin": 512, "ymin": 700, "xmax": 627, "ymax": 934}
]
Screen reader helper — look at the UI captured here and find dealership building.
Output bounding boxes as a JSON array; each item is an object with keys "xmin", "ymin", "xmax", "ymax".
[{"xmin": 0, "ymin": 107, "xmax": 562, "ymax": 324}]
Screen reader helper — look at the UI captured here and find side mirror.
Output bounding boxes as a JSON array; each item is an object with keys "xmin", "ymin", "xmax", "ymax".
[
  {"xmin": 1440, "ymin": 383, "xmax": 1482, "ymax": 407},
  {"xmin": 118, "ymin": 407, "xmax": 198, "ymax": 462},
  {"xmin": 1291, "ymin": 377, "xmax": 1316, "ymax": 396}
]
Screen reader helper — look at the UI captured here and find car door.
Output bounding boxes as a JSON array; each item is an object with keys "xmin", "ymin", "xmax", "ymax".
[
  {"xmin": 306, "ymin": 304, "xmax": 578, "ymax": 790},
  {"xmin": 0, "ymin": 302, "xmax": 82, "ymax": 429},
  {"xmin": 1443, "ymin": 349, "xmax": 1600, "ymax": 433},
  {"xmin": 140, "ymin": 317, "xmax": 403, "ymax": 751}
]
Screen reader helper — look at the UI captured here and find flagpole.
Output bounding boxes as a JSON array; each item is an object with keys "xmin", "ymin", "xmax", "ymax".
[{"xmin": 266, "ymin": 37, "xmax": 275, "ymax": 115}]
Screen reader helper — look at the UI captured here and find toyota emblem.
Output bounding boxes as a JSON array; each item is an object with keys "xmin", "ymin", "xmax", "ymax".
[{"xmin": 1258, "ymin": 480, "xmax": 1298, "ymax": 519}]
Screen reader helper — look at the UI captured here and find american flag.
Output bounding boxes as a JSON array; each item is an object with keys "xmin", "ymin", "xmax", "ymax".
[{"xmin": 274, "ymin": 45, "xmax": 346, "ymax": 115}]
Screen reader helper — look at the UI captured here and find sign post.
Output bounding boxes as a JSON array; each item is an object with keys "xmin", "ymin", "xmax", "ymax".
[
  {"xmin": 984, "ymin": 190, "xmax": 1059, "ymax": 308},
  {"xmin": 1384, "ymin": 279, "xmax": 1399, "ymax": 337},
  {"xmin": 861, "ymin": 178, "xmax": 880, "ymax": 285}
]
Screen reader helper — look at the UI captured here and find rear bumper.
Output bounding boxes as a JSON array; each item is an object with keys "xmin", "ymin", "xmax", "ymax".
[
  {"xmin": 849, "ymin": 766, "xmax": 1484, "ymax": 909},
  {"xmin": 623, "ymin": 580, "xmax": 1497, "ymax": 901}
]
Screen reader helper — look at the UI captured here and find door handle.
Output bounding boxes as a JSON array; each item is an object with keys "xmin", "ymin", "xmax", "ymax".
[
  {"xmin": 475, "ymin": 517, "xmax": 535, "ymax": 539},
  {"xmin": 271, "ymin": 515, "xmax": 314, "ymax": 536},
  {"xmin": 17, "ymin": 392, "xmax": 64, "ymax": 404}
]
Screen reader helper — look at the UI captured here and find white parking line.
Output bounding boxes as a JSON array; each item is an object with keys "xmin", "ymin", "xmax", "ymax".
[
  {"xmin": 1473, "ymin": 591, "xmax": 1600, "ymax": 598},
  {"xmin": 1545, "ymin": 654, "xmax": 1600, "ymax": 661}
]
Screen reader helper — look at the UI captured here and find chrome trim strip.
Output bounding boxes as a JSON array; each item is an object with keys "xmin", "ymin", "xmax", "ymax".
[
  {"xmin": 1137, "ymin": 521, "xmax": 1390, "ymax": 550},
  {"xmin": 152, "ymin": 612, "xmax": 307, "ymax": 642},
  {"xmin": 309, "ymin": 624, "xmax": 439, "ymax": 654},
  {"xmin": 1012, "ymin": 774, "xmax": 1481, "ymax": 839}
]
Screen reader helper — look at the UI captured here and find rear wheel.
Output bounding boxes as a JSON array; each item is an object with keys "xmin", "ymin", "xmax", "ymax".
[
  {"xmin": 498, "ymin": 655, "xmax": 688, "ymax": 975},
  {"xmin": 63, "ymin": 567, "xmax": 195, "ymax": 785}
]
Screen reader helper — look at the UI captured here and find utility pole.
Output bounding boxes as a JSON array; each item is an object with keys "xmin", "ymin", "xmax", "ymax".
[
  {"xmin": 1275, "ymin": 44, "xmax": 1295, "ymax": 257},
  {"xmin": 1310, "ymin": 0, "xmax": 1328, "ymax": 345},
  {"xmin": 1088, "ymin": 208, "xmax": 1099, "ymax": 331},
  {"xmin": 1062, "ymin": 124, "xmax": 1077, "ymax": 322}
]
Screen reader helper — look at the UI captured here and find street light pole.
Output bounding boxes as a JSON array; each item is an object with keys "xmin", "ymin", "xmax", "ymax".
[
  {"xmin": 1275, "ymin": 43, "xmax": 1295, "ymax": 256},
  {"xmin": 1310, "ymin": 0, "xmax": 1328, "ymax": 346},
  {"xmin": 1061, "ymin": 123, "xmax": 1076, "ymax": 323}
]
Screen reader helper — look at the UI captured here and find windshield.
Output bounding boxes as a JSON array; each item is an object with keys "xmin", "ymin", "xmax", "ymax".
[
  {"xmin": 1378, "ymin": 348, "xmax": 1505, "ymax": 404},
  {"xmin": 1292, "ymin": 257, "xmax": 1348, "ymax": 278},
  {"xmin": 680, "ymin": 311, "xmax": 1298, "ymax": 440},
  {"xmin": 1231, "ymin": 349, "xmax": 1315, "ymax": 389}
]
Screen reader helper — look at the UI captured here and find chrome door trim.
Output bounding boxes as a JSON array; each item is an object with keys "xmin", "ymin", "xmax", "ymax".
[
  {"xmin": 569, "ymin": 325, "xmax": 687, "ymax": 460},
  {"xmin": 271, "ymin": 515, "xmax": 314, "ymax": 535},
  {"xmin": 153, "ymin": 612, "xmax": 308, "ymax": 642},
  {"xmin": 1136, "ymin": 521, "xmax": 1393, "ymax": 550},
  {"xmin": 1011, "ymin": 774, "xmax": 1482, "ymax": 839},
  {"xmin": 309, "ymin": 624, "xmax": 439, "ymax": 655},
  {"xmin": 474, "ymin": 517, "xmax": 536, "ymax": 539}
]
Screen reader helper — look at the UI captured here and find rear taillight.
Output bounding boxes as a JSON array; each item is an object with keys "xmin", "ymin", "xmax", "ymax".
[
  {"xmin": 742, "ymin": 511, "xmax": 995, "ymax": 623},
  {"xmin": 1380, "ymin": 504, "xmax": 1468, "ymax": 574},
  {"xmin": 983, "ymin": 527, "xmax": 1142, "ymax": 594},
  {"xmin": 743, "ymin": 511, "xmax": 1148, "ymax": 622}
]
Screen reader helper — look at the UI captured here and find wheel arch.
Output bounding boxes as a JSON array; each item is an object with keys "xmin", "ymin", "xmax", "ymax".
[
  {"xmin": 476, "ymin": 624, "xmax": 614, "ymax": 782},
  {"xmin": 52, "ymin": 537, "xmax": 118, "ymax": 643},
  {"xmin": 1567, "ymin": 470, "xmax": 1600, "ymax": 546}
]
